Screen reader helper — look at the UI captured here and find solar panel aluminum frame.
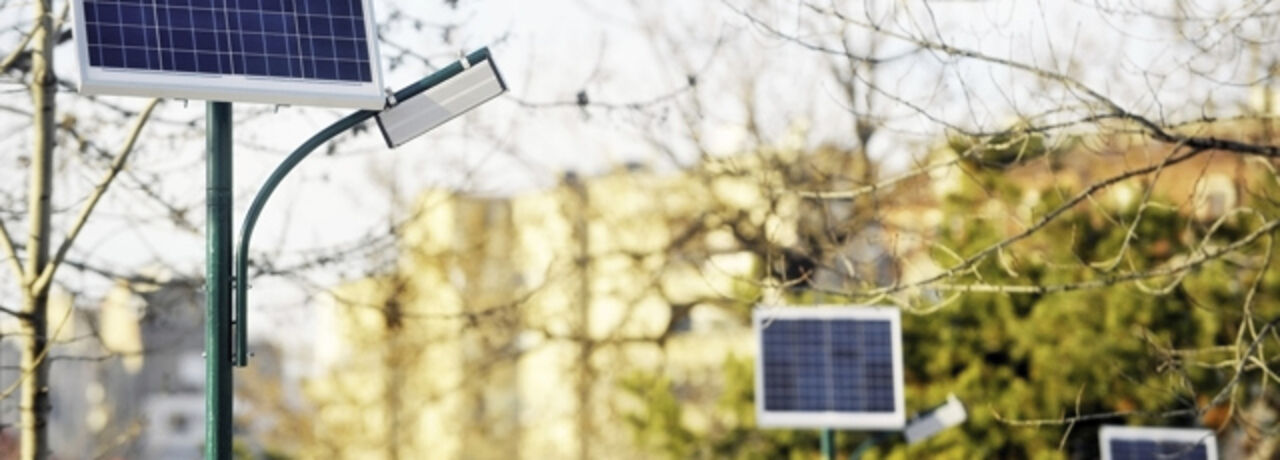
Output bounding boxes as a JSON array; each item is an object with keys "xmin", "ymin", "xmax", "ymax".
[
  {"xmin": 71, "ymin": 0, "xmax": 386, "ymax": 109},
  {"xmin": 1099, "ymin": 426, "xmax": 1218, "ymax": 460},
  {"xmin": 753, "ymin": 305, "xmax": 906, "ymax": 430}
]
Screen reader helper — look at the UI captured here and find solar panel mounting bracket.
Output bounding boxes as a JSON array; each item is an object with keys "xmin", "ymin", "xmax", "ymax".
[{"xmin": 385, "ymin": 88, "xmax": 398, "ymax": 107}]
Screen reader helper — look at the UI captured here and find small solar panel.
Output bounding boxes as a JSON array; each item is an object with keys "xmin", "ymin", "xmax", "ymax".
[
  {"xmin": 1100, "ymin": 426, "xmax": 1217, "ymax": 460},
  {"xmin": 753, "ymin": 306, "xmax": 905, "ymax": 429},
  {"xmin": 72, "ymin": 0, "xmax": 385, "ymax": 108}
]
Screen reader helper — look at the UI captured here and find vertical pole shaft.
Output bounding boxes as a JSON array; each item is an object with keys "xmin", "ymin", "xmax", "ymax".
[
  {"xmin": 849, "ymin": 433, "xmax": 881, "ymax": 460},
  {"xmin": 821, "ymin": 428, "xmax": 835, "ymax": 460},
  {"xmin": 206, "ymin": 101, "xmax": 234, "ymax": 459}
]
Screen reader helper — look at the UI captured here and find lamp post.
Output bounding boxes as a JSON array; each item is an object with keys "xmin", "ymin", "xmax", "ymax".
[
  {"xmin": 206, "ymin": 101, "xmax": 234, "ymax": 459},
  {"xmin": 821, "ymin": 428, "xmax": 836, "ymax": 460},
  {"xmin": 202, "ymin": 47, "xmax": 505, "ymax": 457},
  {"xmin": 847, "ymin": 394, "xmax": 967, "ymax": 459}
]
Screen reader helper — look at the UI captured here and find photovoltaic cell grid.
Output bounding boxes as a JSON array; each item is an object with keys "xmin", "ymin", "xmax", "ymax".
[
  {"xmin": 1107, "ymin": 439, "xmax": 1210, "ymax": 460},
  {"xmin": 81, "ymin": 0, "xmax": 371, "ymax": 82},
  {"xmin": 760, "ymin": 318, "xmax": 896, "ymax": 413}
]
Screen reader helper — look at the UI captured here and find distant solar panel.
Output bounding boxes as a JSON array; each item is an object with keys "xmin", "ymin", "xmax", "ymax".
[
  {"xmin": 1100, "ymin": 426, "xmax": 1217, "ymax": 460},
  {"xmin": 753, "ymin": 306, "xmax": 905, "ymax": 429},
  {"xmin": 72, "ymin": 0, "xmax": 385, "ymax": 108}
]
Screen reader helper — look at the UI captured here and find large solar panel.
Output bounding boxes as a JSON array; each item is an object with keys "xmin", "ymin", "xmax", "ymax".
[
  {"xmin": 753, "ymin": 306, "xmax": 905, "ymax": 429},
  {"xmin": 1099, "ymin": 426, "xmax": 1217, "ymax": 460},
  {"xmin": 72, "ymin": 0, "xmax": 385, "ymax": 108}
]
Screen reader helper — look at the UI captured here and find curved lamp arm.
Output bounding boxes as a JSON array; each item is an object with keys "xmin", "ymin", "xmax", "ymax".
[
  {"xmin": 233, "ymin": 48, "xmax": 494, "ymax": 366},
  {"xmin": 233, "ymin": 110, "xmax": 373, "ymax": 366}
]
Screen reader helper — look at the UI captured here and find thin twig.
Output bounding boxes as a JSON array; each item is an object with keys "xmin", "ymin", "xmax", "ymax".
[
  {"xmin": 0, "ymin": 304, "xmax": 30, "ymax": 320},
  {"xmin": 0, "ymin": 217, "xmax": 22, "ymax": 281},
  {"xmin": 32, "ymin": 98, "xmax": 160, "ymax": 292},
  {"xmin": 856, "ymin": 147, "xmax": 1208, "ymax": 298}
]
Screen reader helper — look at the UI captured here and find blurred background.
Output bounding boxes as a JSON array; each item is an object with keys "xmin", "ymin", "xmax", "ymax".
[{"xmin": 1, "ymin": 0, "xmax": 1279, "ymax": 458}]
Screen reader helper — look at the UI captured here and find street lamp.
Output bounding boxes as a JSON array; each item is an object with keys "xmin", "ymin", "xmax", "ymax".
[
  {"xmin": 376, "ymin": 55, "xmax": 506, "ymax": 148},
  {"xmin": 904, "ymin": 393, "xmax": 967, "ymax": 444},
  {"xmin": 72, "ymin": 0, "xmax": 504, "ymax": 454},
  {"xmin": 849, "ymin": 394, "xmax": 968, "ymax": 459},
  {"xmin": 232, "ymin": 47, "xmax": 507, "ymax": 365}
]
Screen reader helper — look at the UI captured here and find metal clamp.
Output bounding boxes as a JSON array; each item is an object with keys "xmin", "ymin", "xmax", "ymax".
[{"xmin": 385, "ymin": 87, "xmax": 398, "ymax": 107}]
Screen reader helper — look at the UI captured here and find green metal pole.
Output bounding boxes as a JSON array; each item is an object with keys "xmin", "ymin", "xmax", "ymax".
[
  {"xmin": 206, "ymin": 101, "xmax": 234, "ymax": 459},
  {"xmin": 822, "ymin": 429, "xmax": 835, "ymax": 460},
  {"xmin": 849, "ymin": 432, "xmax": 887, "ymax": 460}
]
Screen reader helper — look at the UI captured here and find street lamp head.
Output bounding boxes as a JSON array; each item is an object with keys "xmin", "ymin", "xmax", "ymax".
[
  {"xmin": 903, "ymin": 393, "xmax": 967, "ymax": 444},
  {"xmin": 376, "ymin": 50, "xmax": 507, "ymax": 148}
]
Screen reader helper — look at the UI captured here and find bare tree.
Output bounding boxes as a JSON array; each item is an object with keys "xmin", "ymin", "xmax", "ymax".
[{"xmin": 0, "ymin": 0, "xmax": 168, "ymax": 456}]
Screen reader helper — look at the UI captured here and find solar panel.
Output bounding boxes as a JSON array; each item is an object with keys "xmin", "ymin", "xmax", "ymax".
[
  {"xmin": 753, "ymin": 306, "xmax": 905, "ymax": 429},
  {"xmin": 1099, "ymin": 426, "xmax": 1217, "ymax": 460},
  {"xmin": 72, "ymin": 0, "xmax": 385, "ymax": 109}
]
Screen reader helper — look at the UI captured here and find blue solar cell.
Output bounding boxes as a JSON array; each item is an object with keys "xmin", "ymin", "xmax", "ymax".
[
  {"xmin": 1108, "ymin": 439, "xmax": 1209, "ymax": 460},
  {"xmin": 760, "ymin": 318, "xmax": 897, "ymax": 413},
  {"xmin": 82, "ymin": 0, "xmax": 372, "ymax": 82}
]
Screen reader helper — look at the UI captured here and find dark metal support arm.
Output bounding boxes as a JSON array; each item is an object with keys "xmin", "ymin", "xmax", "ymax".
[{"xmin": 232, "ymin": 47, "xmax": 493, "ymax": 366}]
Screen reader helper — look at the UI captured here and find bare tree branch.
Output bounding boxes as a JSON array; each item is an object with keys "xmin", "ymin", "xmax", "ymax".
[
  {"xmin": 0, "ymin": 303, "xmax": 30, "ymax": 319},
  {"xmin": 0, "ymin": 216, "xmax": 22, "ymax": 281},
  {"xmin": 854, "ymin": 147, "xmax": 1207, "ymax": 299},
  {"xmin": 0, "ymin": 1, "xmax": 68, "ymax": 75},
  {"xmin": 32, "ymin": 98, "xmax": 160, "ymax": 293},
  {"xmin": 0, "ymin": 24, "xmax": 38, "ymax": 75}
]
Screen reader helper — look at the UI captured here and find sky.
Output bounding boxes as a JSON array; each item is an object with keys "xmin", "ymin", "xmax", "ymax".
[{"xmin": 0, "ymin": 0, "xmax": 1271, "ymax": 365}]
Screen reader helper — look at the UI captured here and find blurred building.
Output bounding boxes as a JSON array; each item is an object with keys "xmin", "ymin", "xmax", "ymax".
[
  {"xmin": 92, "ymin": 280, "xmax": 206, "ymax": 460},
  {"xmin": 304, "ymin": 144, "xmax": 888, "ymax": 459},
  {"xmin": 0, "ymin": 289, "xmax": 101, "ymax": 459},
  {"xmin": 0, "ymin": 280, "xmax": 283, "ymax": 460}
]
